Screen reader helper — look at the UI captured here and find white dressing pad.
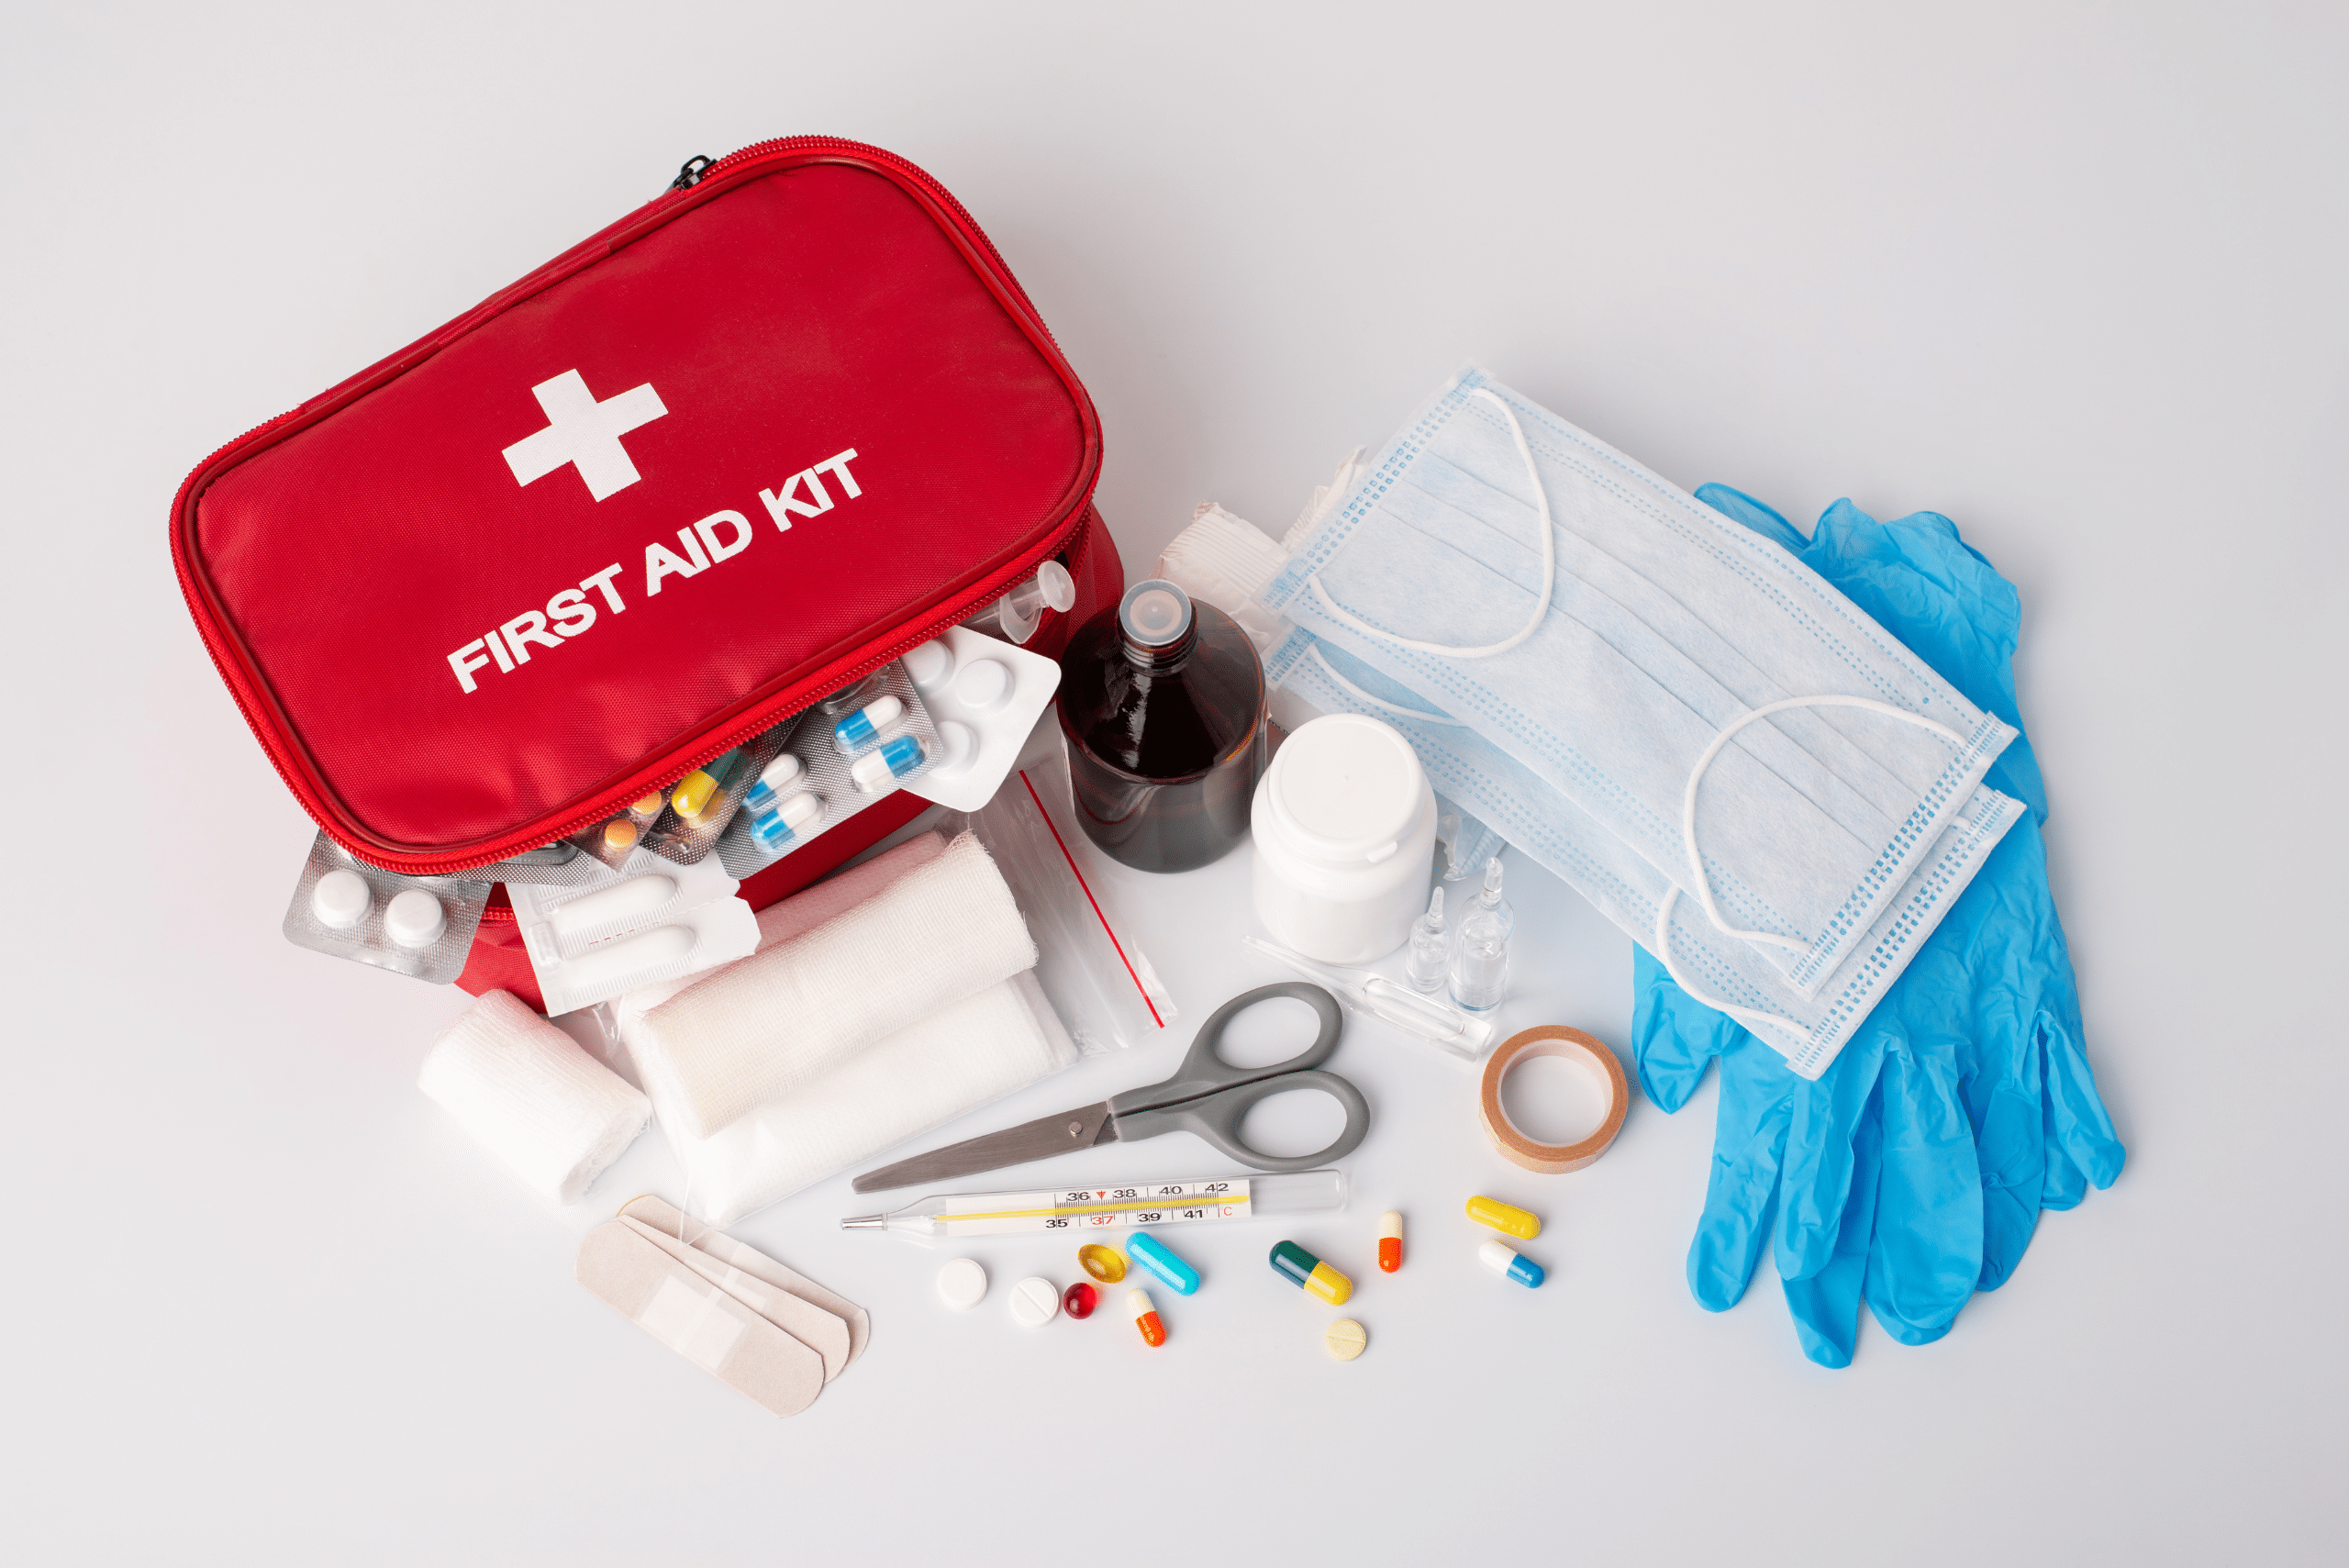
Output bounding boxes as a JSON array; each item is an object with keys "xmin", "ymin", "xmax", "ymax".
[
  {"xmin": 573, "ymin": 1221, "xmax": 825, "ymax": 1418},
  {"xmin": 938, "ymin": 1258, "xmax": 987, "ymax": 1310},
  {"xmin": 643, "ymin": 831, "xmax": 1038, "ymax": 1138},
  {"xmin": 900, "ymin": 626, "xmax": 1063, "ymax": 812},
  {"xmin": 619, "ymin": 1194, "xmax": 870, "ymax": 1369},
  {"xmin": 417, "ymin": 990, "xmax": 650, "ymax": 1204},
  {"xmin": 618, "ymin": 1216, "xmax": 852, "ymax": 1382}
]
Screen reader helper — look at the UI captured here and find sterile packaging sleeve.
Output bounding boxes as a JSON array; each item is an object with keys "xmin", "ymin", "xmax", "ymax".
[
  {"xmin": 418, "ymin": 989, "xmax": 651, "ymax": 1204},
  {"xmin": 615, "ymin": 831, "xmax": 1080, "ymax": 1224},
  {"xmin": 639, "ymin": 830, "xmax": 1039, "ymax": 1138}
]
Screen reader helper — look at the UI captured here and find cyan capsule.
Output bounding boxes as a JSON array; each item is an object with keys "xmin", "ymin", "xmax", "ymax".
[
  {"xmin": 1478, "ymin": 1239, "xmax": 1544, "ymax": 1288},
  {"xmin": 1125, "ymin": 1231, "xmax": 1199, "ymax": 1296},
  {"xmin": 832, "ymin": 695, "xmax": 905, "ymax": 753}
]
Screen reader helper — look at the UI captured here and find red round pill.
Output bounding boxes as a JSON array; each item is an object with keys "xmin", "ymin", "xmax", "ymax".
[{"xmin": 1063, "ymin": 1282, "xmax": 1098, "ymax": 1319}]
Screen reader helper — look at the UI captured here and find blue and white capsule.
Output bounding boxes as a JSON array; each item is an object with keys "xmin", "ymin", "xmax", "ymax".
[
  {"xmin": 832, "ymin": 695, "xmax": 906, "ymax": 754},
  {"xmin": 742, "ymin": 753, "xmax": 806, "ymax": 817},
  {"xmin": 749, "ymin": 790, "xmax": 823, "ymax": 851},
  {"xmin": 849, "ymin": 733, "xmax": 927, "ymax": 792},
  {"xmin": 1478, "ymin": 1239, "xmax": 1544, "ymax": 1288}
]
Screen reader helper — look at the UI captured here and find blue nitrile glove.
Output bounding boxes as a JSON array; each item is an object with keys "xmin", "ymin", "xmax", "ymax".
[{"xmin": 1633, "ymin": 486, "xmax": 2124, "ymax": 1366}]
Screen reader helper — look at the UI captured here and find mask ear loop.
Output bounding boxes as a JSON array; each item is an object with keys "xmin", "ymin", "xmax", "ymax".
[
  {"xmin": 1306, "ymin": 643, "xmax": 1471, "ymax": 725},
  {"xmin": 1653, "ymin": 888, "xmax": 1798, "ymax": 1037},
  {"xmin": 1306, "ymin": 386, "xmax": 1556, "ymax": 659},
  {"xmin": 1682, "ymin": 697, "xmax": 1968, "ymax": 955}
]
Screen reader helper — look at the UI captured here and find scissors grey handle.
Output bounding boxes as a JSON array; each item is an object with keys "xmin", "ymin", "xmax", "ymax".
[
  {"xmin": 1114, "ymin": 982, "xmax": 1345, "ymax": 1113},
  {"xmin": 1111, "ymin": 1068, "xmax": 1370, "ymax": 1173}
]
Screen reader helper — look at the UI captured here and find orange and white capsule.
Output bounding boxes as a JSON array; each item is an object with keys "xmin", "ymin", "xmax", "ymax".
[
  {"xmin": 1127, "ymin": 1287, "xmax": 1166, "ymax": 1348},
  {"xmin": 1378, "ymin": 1210, "xmax": 1404, "ymax": 1273}
]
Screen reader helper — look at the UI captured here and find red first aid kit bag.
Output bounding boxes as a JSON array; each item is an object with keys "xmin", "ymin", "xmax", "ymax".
[{"xmin": 171, "ymin": 137, "xmax": 1122, "ymax": 1006}]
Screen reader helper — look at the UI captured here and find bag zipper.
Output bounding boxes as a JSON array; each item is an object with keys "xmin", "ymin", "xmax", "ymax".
[{"xmin": 171, "ymin": 136, "xmax": 1097, "ymax": 878}]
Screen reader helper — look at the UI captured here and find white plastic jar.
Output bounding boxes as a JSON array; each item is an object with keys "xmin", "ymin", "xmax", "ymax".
[{"xmin": 1251, "ymin": 714, "xmax": 1437, "ymax": 964}]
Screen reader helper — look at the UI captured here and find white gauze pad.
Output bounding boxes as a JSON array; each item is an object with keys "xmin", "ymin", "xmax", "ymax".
[
  {"xmin": 418, "ymin": 990, "xmax": 651, "ymax": 1205},
  {"xmin": 645, "ymin": 971, "xmax": 1080, "ymax": 1226},
  {"xmin": 644, "ymin": 830, "xmax": 1038, "ymax": 1138}
]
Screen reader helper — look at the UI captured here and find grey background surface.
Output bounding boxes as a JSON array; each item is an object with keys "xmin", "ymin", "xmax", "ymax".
[{"xmin": 3, "ymin": 3, "xmax": 2340, "ymax": 1562}]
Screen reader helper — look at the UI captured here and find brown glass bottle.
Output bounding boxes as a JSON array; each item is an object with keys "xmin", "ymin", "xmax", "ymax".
[{"xmin": 1056, "ymin": 579, "xmax": 1267, "ymax": 873}]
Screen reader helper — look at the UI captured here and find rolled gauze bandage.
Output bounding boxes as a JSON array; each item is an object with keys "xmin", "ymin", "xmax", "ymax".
[
  {"xmin": 644, "ymin": 970, "xmax": 1079, "ymax": 1225},
  {"xmin": 644, "ymin": 831, "xmax": 1038, "ymax": 1138},
  {"xmin": 418, "ymin": 989, "xmax": 651, "ymax": 1204}
]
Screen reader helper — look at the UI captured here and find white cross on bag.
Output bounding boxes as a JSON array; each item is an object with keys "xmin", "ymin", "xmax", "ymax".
[{"xmin": 501, "ymin": 369, "xmax": 669, "ymax": 502}]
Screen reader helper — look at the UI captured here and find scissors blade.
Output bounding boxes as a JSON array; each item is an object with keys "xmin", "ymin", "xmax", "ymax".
[{"xmin": 850, "ymin": 1101, "xmax": 1119, "ymax": 1194}]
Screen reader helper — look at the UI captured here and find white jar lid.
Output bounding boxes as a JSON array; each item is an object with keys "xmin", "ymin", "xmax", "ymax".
[{"xmin": 1264, "ymin": 714, "xmax": 1426, "ymax": 864}]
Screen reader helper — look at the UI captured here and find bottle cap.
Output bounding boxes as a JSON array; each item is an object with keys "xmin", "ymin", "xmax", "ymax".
[
  {"xmin": 1119, "ymin": 579, "xmax": 1194, "ymax": 649},
  {"xmin": 1262, "ymin": 713, "xmax": 1429, "ymax": 865}
]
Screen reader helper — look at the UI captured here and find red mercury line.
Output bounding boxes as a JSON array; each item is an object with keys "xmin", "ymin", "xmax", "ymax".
[{"xmin": 1018, "ymin": 768, "xmax": 1165, "ymax": 1029}]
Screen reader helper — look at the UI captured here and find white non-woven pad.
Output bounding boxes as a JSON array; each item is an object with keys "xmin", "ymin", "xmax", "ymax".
[{"xmin": 618, "ymin": 1194, "xmax": 870, "ymax": 1370}]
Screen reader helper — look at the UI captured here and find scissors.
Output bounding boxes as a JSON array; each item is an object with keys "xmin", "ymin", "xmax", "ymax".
[{"xmin": 852, "ymin": 982, "xmax": 1370, "ymax": 1194}]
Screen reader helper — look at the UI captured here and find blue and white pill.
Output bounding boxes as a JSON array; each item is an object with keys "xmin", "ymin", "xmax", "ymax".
[
  {"xmin": 742, "ymin": 752, "xmax": 806, "ymax": 815},
  {"xmin": 849, "ymin": 732, "xmax": 926, "ymax": 792},
  {"xmin": 832, "ymin": 695, "xmax": 905, "ymax": 753},
  {"xmin": 1478, "ymin": 1239, "xmax": 1545, "ymax": 1289},
  {"xmin": 750, "ymin": 791, "xmax": 823, "ymax": 851}
]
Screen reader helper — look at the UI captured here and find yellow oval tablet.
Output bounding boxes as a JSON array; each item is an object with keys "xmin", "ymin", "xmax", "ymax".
[
  {"xmin": 1077, "ymin": 1243, "xmax": 1127, "ymax": 1284},
  {"xmin": 1323, "ymin": 1319, "xmax": 1367, "ymax": 1361}
]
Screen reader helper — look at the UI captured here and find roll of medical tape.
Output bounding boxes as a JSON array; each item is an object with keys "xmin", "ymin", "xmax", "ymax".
[{"xmin": 1478, "ymin": 1026, "xmax": 1629, "ymax": 1174}]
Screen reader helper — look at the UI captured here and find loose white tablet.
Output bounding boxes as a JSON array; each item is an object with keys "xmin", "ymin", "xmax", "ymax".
[{"xmin": 937, "ymin": 1258, "xmax": 987, "ymax": 1312}]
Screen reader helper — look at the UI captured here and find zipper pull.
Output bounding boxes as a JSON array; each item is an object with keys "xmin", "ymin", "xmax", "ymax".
[{"xmin": 669, "ymin": 154, "xmax": 714, "ymax": 192}]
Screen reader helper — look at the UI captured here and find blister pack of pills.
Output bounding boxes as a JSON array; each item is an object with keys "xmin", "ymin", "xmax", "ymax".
[
  {"xmin": 283, "ymin": 831, "xmax": 495, "ymax": 984},
  {"xmin": 470, "ymin": 839, "xmax": 617, "ymax": 888},
  {"xmin": 714, "ymin": 661, "xmax": 943, "ymax": 878},
  {"xmin": 898, "ymin": 626, "xmax": 1063, "ymax": 813},
  {"xmin": 507, "ymin": 852, "xmax": 760, "ymax": 1016},
  {"xmin": 633, "ymin": 720, "xmax": 804, "ymax": 869}
]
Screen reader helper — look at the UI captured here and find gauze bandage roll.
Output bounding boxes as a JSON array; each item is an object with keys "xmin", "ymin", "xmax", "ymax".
[
  {"xmin": 644, "ymin": 831, "xmax": 1038, "ymax": 1138},
  {"xmin": 606, "ymin": 831, "xmax": 948, "ymax": 1047},
  {"xmin": 418, "ymin": 990, "xmax": 651, "ymax": 1204},
  {"xmin": 637, "ymin": 971, "xmax": 1080, "ymax": 1225}
]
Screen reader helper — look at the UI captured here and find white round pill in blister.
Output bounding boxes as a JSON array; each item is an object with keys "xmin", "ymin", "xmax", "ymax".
[
  {"xmin": 312, "ymin": 869, "xmax": 371, "ymax": 930},
  {"xmin": 1008, "ymin": 1276, "xmax": 1061, "ymax": 1329},
  {"xmin": 384, "ymin": 888, "xmax": 447, "ymax": 949},
  {"xmin": 931, "ymin": 720, "xmax": 977, "ymax": 778},
  {"xmin": 937, "ymin": 1258, "xmax": 987, "ymax": 1311},
  {"xmin": 903, "ymin": 639, "xmax": 955, "ymax": 690},
  {"xmin": 954, "ymin": 658, "xmax": 1012, "ymax": 714}
]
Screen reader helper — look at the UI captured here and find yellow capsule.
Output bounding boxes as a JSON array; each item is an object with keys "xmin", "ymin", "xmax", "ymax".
[
  {"xmin": 672, "ymin": 769, "xmax": 719, "ymax": 818},
  {"xmin": 1465, "ymin": 1195, "xmax": 1541, "ymax": 1240},
  {"xmin": 1269, "ymin": 1240, "xmax": 1353, "ymax": 1306}
]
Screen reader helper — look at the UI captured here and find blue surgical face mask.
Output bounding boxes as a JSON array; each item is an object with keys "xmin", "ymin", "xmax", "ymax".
[
  {"xmin": 1269, "ymin": 631, "xmax": 2023, "ymax": 1077},
  {"xmin": 1261, "ymin": 369, "xmax": 2020, "ymax": 1006}
]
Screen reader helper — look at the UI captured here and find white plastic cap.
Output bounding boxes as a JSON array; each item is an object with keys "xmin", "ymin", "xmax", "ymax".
[
  {"xmin": 1262, "ymin": 713, "xmax": 1429, "ymax": 865},
  {"xmin": 1119, "ymin": 579, "xmax": 1193, "ymax": 648}
]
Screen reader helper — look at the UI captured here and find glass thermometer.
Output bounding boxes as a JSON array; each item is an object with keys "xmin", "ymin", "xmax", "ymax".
[{"xmin": 841, "ymin": 1168, "xmax": 1347, "ymax": 1243}]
